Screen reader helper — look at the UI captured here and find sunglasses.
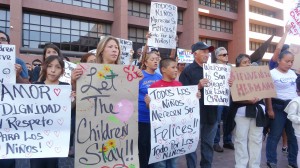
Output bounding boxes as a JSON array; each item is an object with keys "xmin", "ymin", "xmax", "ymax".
[
  {"xmin": 219, "ymin": 53, "xmax": 228, "ymax": 57},
  {"xmin": 33, "ymin": 64, "xmax": 41, "ymax": 66}
]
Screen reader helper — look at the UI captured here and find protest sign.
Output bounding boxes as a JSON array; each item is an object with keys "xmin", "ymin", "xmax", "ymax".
[
  {"xmin": 119, "ymin": 39, "xmax": 133, "ymax": 65},
  {"xmin": 148, "ymin": 86, "xmax": 200, "ymax": 164},
  {"xmin": 0, "ymin": 84, "xmax": 71, "ymax": 158},
  {"xmin": 203, "ymin": 63, "xmax": 231, "ymax": 106},
  {"xmin": 148, "ymin": 2, "xmax": 177, "ymax": 49},
  {"xmin": 288, "ymin": 6, "xmax": 300, "ymax": 36},
  {"xmin": 75, "ymin": 64, "xmax": 139, "ymax": 167},
  {"xmin": 100, "ymin": 36, "xmax": 133, "ymax": 65},
  {"xmin": 290, "ymin": 44, "xmax": 300, "ymax": 70},
  {"xmin": 177, "ymin": 48, "xmax": 194, "ymax": 63},
  {"xmin": 230, "ymin": 66, "xmax": 277, "ymax": 101},
  {"xmin": 59, "ymin": 61, "xmax": 77, "ymax": 84},
  {"xmin": 0, "ymin": 44, "xmax": 16, "ymax": 84}
]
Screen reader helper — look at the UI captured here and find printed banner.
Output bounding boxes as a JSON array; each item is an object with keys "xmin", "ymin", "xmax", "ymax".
[
  {"xmin": 148, "ymin": 2, "xmax": 177, "ymax": 49},
  {"xmin": 177, "ymin": 49, "xmax": 194, "ymax": 63},
  {"xmin": 148, "ymin": 86, "xmax": 200, "ymax": 164},
  {"xmin": 59, "ymin": 61, "xmax": 77, "ymax": 84},
  {"xmin": 75, "ymin": 64, "xmax": 139, "ymax": 168},
  {"xmin": 231, "ymin": 66, "xmax": 277, "ymax": 101},
  {"xmin": 203, "ymin": 63, "xmax": 231, "ymax": 106},
  {"xmin": 0, "ymin": 84, "xmax": 71, "ymax": 158},
  {"xmin": 289, "ymin": 6, "xmax": 300, "ymax": 36},
  {"xmin": 0, "ymin": 44, "xmax": 16, "ymax": 84}
]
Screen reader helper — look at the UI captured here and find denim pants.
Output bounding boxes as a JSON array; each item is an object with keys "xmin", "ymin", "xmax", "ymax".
[
  {"xmin": 152, "ymin": 157, "xmax": 178, "ymax": 168},
  {"xmin": 186, "ymin": 122, "xmax": 218, "ymax": 168},
  {"xmin": 0, "ymin": 159, "xmax": 15, "ymax": 168},
  {"xmin": 266, "ymin": 103, "xmax": 298, "ymax": 166},
  {"xmin": 214, "ymin": 106, "xmax": 232, "ymax": 144}
]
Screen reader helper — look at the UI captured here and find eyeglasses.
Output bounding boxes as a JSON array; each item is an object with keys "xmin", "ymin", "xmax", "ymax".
[
  {"xmin": 0, "ymin": 37, "xmax": 8, "ymax": 42},
  {"xmin": 219, "ymin": 53, "xmax": 228, "ymax": 57},
  {"xmin": 33, "ymin": 64, "xmax": 41, "ymax": 66}
]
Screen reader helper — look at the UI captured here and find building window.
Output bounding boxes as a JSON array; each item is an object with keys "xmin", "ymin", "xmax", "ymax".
[
  {"xmin": 0, "ymin": 8, "xmax": 10, "ymax": 35},
  {"xmin": 249, "ymin": 23, "xmax": 276, "ymax": 35},
  {"xmin": 199, "ymin": 37, "xmax": 228, "ymax": 49},
  {"xmin": 249, "ymin": 6, "xmax": 276, "ymax": 18},
  {"xmin": 23, "ymin": 13, "xmax": 111, "ymax": 52},
  {"xmin": 48, "ymin": 0, "xmax": 114, "ymax": 12},
  {"xmin": 199, "ymin": 0, "xmax": 238, "ymax": 13},
  {"xmin": 128, "ymin": 1, "xmax": 183, "ymax": 25},
  {"xmin": 199, "ymin": 15, "xmax": 233, "ymax": 34},
  {"xmin": 250, "ymin": 41, "xmax": 276, "ymax": 53}
]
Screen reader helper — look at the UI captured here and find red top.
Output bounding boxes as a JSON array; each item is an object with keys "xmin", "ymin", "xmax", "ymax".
[{"xmin": 150, "ymin": 79, "xmax": 182, "ymax": 88}]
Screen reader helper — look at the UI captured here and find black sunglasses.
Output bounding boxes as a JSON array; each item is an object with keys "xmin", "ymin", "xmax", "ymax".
[
  {"xmin": 219, "ymin": 53, "xmax": 228, "ymax": 57},
  {"xmin": 33, "ymin": 64, "xmax": 41, "ymax": 66}
]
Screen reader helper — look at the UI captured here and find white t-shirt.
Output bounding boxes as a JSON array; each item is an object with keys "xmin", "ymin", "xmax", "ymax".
[{"xmin": 271, "ymin": 68, "xmax": 298, "ymax": 100}]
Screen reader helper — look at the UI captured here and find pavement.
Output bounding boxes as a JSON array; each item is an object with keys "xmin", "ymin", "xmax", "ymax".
[{"xmin": 14, "ymin": 138, "xmax": 289, "ymax": 168}]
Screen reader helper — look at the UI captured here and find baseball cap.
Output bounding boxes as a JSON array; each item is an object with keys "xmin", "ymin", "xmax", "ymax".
[{"xmin": 191, "ymin": 42, "xmax": 215, "ymax": 53}]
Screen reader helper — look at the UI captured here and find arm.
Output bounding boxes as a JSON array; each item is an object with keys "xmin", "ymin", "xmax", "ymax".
[
  {"xmin": 271, "ymin": 23, "xmax": 292, "ymax": 62},
  {"xmin": 169, "ymin": 36, "xmax": 178, "ymax": 58},
  {"xmin": 141, "ymin": 32, "xmax": 151, "ymax": 59},
  {"xmin": 265, "ymin": 98, "xmax": 275, "ymax": 119},
  {"xmin": 285, "ymin": 101, "xmax": 300, "ymax": 124},
  {"xmin": 15, "ymin": 63, "xmax": 30, "ymax": 84}
]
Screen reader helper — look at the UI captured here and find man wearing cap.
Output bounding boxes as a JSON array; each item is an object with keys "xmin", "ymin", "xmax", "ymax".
[{"xmin": 179, "ymin": 41, "xmax": 218, "ymax": 168}]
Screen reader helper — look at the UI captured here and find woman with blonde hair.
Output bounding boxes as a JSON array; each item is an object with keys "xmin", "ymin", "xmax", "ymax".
[{"xmin": 95, "ymin": 36, "xmax": 121, "ymax": 64}]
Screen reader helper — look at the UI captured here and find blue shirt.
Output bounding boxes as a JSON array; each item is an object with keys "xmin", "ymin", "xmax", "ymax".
[
  {"xmin": 16, "ymin": 58, "xmax": 28, "ymax": 78},
  {"xmin": 138, "ymin": 70, "xmax": 162, "ymax": 123},
  {"xmin": 269, "ymin": 59, "xmax": 277, "ymax": 70}
]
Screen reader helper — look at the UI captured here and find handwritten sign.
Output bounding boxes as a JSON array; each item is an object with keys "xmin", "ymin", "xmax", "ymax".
[
  {"xmin": 177, "ymin": 48, "xmax": 194, "ymax": 63},
  {"xmin": 100, "ymin": 36, "xmax": 133, "ymax": 65},
  {"xmin": 148, "ymin": 86, "xmax": 200, "ymax": 164},
  {"xmin": 290, "ymin": 44, "xmax": 300, "ymax": 70},
  {"xmin": 230, "ymin": 66, "xmax": 277, "ymax": 101},
  {"xmin": 59, "ymin": 61, "xmax": 77, "ymax": 84},
  {"xmin": 203, "ymin": 63, "xmax": 231, "ymax": 106},
  {"xmin": 148, "ymin": 2, "xmax": 177, "ymax": 49},
  {"xmin": 0, "ymin": 44, "xmax": 16, "ymax": 84},
  {"xmin": 119, "ymin": 39, "xmax": 133, "ymax": 65},
  {"xmin": 0, "ymin": 84, "xmax": 71, "ymax": 158},
  {"xmin": 289, "ymin": 6, "xmax": 300, "ymax": 37},
  {"xmin": 75, "ymin": 64, "xmax": 139, "ymax": 167}
]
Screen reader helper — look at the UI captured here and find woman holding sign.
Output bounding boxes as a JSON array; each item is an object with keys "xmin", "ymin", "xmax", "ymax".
[
  {"xmin": 227, "ymin": 54, "xmax": 267, "ymax": 168},
  {"xmin": 138, "ymin": 51, "xmax": 162, "ymax": 167},
  {"xmin": 266, "ymin": 50, "xmax": 298, "ymax": 168}
]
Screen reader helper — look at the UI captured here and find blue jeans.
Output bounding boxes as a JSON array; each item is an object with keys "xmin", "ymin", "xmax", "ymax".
[
  {"xmin": 214, "ymin": 106, "xmax": 232, "ymax": 144},
  {"xmin": 152, "ymin": 157, "xmax": 178, "ymax": 168},
  {"xmin": 0, "ymin": 160, "xmax": 15, "ymax": 168},
  {"xmin": 266, "ymin": 103, "xmax": 298, "ymax": 166},
  {"xmin": 186, "ymin": 122, "xmax": 218, "ymax": 168}
]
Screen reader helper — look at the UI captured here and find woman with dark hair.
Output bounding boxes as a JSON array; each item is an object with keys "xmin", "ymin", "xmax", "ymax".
[
  {"xmin": 31, "ymin": 55, "xmax": 70, "ymax": 168},
  {"xmin": 266, "ymin": 50, "xmax": 298, "ymax": 168},
  {"xmin": 80, "ymin": 53, "xmax": 96, "ymax": 63},
  {"xmin": 227, "ymin": 54, "xmax": 267, "ymax": 168},
  {"xmin": 32, "ymin": 43, "xmax": 63, "ymax": 82}
]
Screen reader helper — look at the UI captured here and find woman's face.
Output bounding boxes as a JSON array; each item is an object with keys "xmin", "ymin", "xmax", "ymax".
[
  {"xmin": 145, "ymin": 53, "xmax": 160, "ymax": 71},
  {"xmin": 45, "ymin": 48, "xmax": 58, "ymax": 60},
  {"xmin": 102, "ymin": 40, "xmax": 119, "ymax": 64},
  {"xmin": 278, "ymin": 53, "xmax": 294, "ymax": 72},
  {"xmin": 87, "ymin": 55, "xmax": 96, "ymax": 63},
  {"xmin": 239, "ymin": 57, "xmax": 251, "ymax": 67}
]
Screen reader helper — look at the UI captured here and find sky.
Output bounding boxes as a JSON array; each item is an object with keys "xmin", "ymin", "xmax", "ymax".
[{"xmin": 285, "ymin": 0, "xmax": 300, "ymax": 44}]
